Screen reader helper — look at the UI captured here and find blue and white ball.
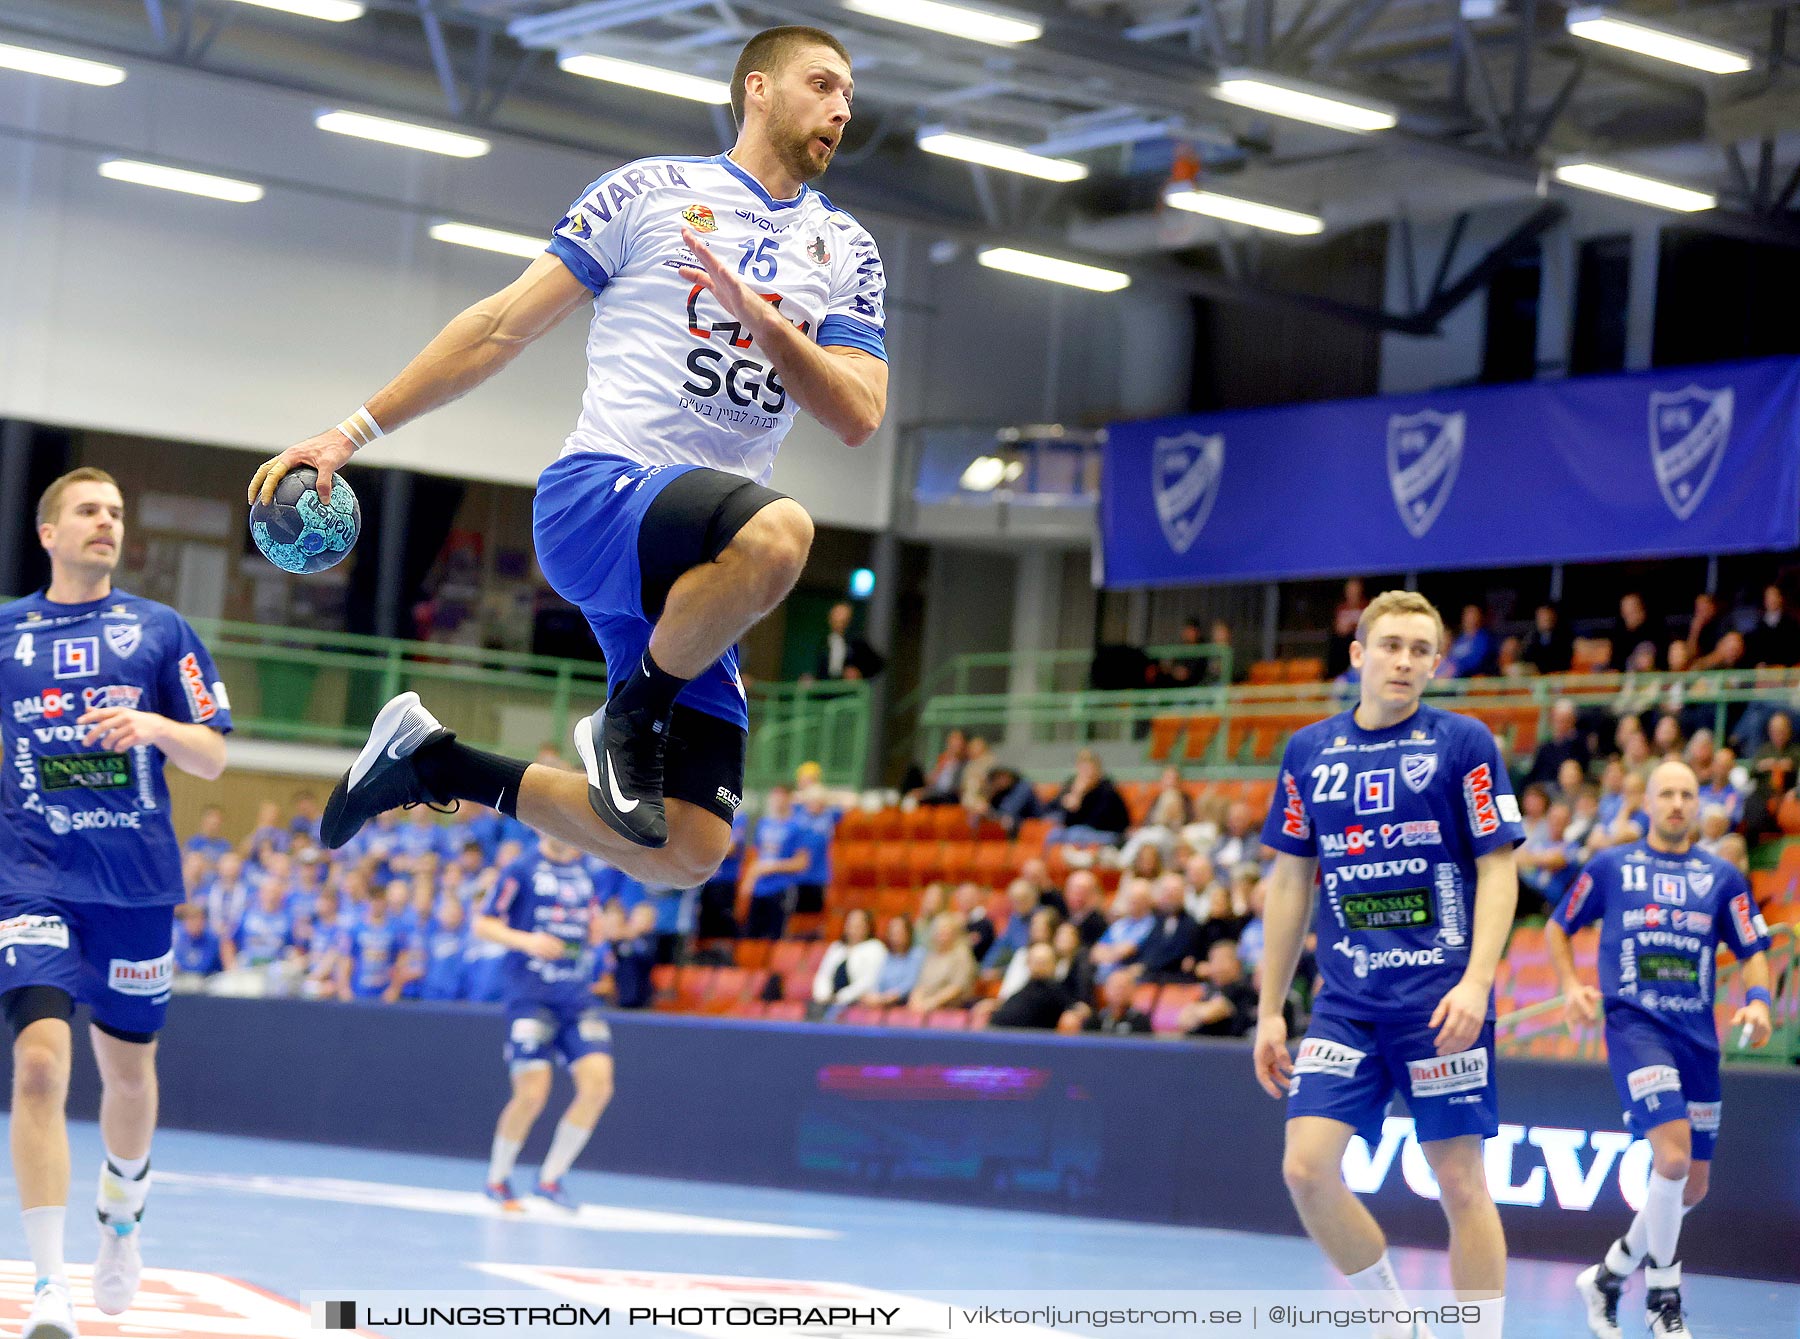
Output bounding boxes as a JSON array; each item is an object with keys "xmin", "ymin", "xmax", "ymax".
[{"xmin": 250, "ymin": 466, "xmax": 361, "ymax": 574}]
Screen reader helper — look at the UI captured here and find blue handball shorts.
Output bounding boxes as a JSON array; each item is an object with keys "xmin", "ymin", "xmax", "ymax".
[
  {"xmin": 533, "ymin": 452, "xmax": 749, "ymax": 730},
  {"xmin": 504, "ymin": 1001, "xmax": 614, "ymax": 1071},
  {"xmin": 1288, "ymin": 1013, "xmax": 1500, "ymax": 1146},
  {"xmin": 1604, "ymin": 1005, "xmax": 1723, "ymax": 1159},
  {"xmin": 0, "ymin": 895, "xmax": 176, "ymax": 1036}
]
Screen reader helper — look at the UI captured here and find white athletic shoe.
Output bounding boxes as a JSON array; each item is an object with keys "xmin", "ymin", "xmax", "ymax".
[
  {"xmin": 23, "ymin": 1278, "xmax": 77, "ymax": 1339},
  {"xmin": 92, "ymin": 1224, "xmax": 142, "ymax": 1316},
  {"xmin": 1574, "ymin": 1264, "xmax": 1626, "ymax": 1339},
  {"xmin": 1646, "ymin": 1290, "xmax": 1690, "ymax": 1337}
]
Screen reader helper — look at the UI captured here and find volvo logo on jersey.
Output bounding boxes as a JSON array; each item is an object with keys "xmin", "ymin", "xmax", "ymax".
[{"xmin": 1648, "ymin": 384, "xmax": 1732, "ymax": 521}]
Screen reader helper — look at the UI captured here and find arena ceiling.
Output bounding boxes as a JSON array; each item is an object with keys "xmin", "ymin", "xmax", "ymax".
[{"xmin": 3, "ymin": 0, "xmax": 1797, "ymax": 327}]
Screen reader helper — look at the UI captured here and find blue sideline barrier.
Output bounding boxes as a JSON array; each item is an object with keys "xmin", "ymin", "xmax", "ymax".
[{"xmin": 51, "ymin": 997, "xmax": 1800, "ymax": 1282}]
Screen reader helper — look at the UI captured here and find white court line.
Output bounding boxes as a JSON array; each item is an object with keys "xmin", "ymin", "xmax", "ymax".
[{"xmin": 156, "ymin": 1171, "xmax": 838, "ymax": 1239}]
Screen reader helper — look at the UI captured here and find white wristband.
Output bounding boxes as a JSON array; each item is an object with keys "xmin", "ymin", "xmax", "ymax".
[{"xmin": 335, "ymin": 405, "xmax": 385, "ymax": 451}]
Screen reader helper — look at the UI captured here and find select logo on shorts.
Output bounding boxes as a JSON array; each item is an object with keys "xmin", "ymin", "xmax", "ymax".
[
  {"xmin": 1626, "ymin": 1064, "xmax": 1681, "ymax": 1103},
  {"xmin": 177, "ymin": 653, "xmax": 217, "ymax": 722},
  {"xmin": 313, "ymin": 1300, "xmax": 357, "ymax": 1330},
  {"xmin": 0, "ymin": 915, "xmax": 70, "ymax": 951},
  {"xmin": 53, "ymin": 637, "xmax": 99, "ymax": 680},
  {"xmin": 108, "ymin": 951, "xmax": 173, "ymax": 999},
  {"xmin": 1295, "ymin": 1038, "xmax": 1365, "ymax": 1077},
  {"xmin": 715, "ymin": 786, "xmax": 742, "ymax": 812},
  {"xmin": 1354, "ymin": 769, "xmax": 1394, "ymax": 816},
  {"xmin": 1463, "ymin": 763, "xmax": 1500, "ymax": 837},
  {"xmin": 1407, "ymin": 1048, "xmax": 1488, "ymax": 1099}
]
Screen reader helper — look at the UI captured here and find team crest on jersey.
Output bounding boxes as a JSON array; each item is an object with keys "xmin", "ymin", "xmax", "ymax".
[
  {"xmin": 1687, "ymin": 869, "xmax": 1713, "ymax": 897},
  {"xmin": 681, "ymin": 204, "xmax": 718, "ymax": 233},
  {"xmin": 1648, "ymin": 384, "xmax": 1732, "ymax": 521},
  {"xmin": 806, "ymin": 235, "xmax": 829, "ymax": 264},
  {"xmin": 1400, "ymin": 753, "xmax": 1437, "ymax": 793},
  {"xmin": 1152, "ymin": 431, "xmax": 1225, "ymax": 555},
  {"xmin": 105, "ymin": 623, "xmax": 141, "ymax": 658},
  {"xmin": 1387, "ymin": 409, "xmax": 1464, "ymax": 539}
]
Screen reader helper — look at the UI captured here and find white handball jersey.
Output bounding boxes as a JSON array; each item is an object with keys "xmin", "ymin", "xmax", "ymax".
[{"xmin": 546, "ymin": 153, "xmax": 888, "ymax": 485}]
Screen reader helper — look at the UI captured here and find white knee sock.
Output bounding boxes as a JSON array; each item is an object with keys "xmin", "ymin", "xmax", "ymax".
[
  {"xmin": 99, "ymin": 1146, "xmax": 152, "ymax": 1228},
  {"xmin": 486, "ymin": 1134, "xmax": 522, "ymax": 1186},
  {"xmin": 1642, "ymin": 1171, "xmax": 1687, "ymax": 1269},
  {"xmin": 538, "ymin": 1119, "xmax": 594, "ymax": 1185},
  {"xmin": 22, "ymin": 1206, "xmax": 66, "ymax": 1285},
  {"xmin": 1346, "ymin": 1253, "xmax": 1413, "ymax": 1339},
  {"xmin": 1461, "ymin": 1297, "xmax": 1504, "ymax": 1339}
]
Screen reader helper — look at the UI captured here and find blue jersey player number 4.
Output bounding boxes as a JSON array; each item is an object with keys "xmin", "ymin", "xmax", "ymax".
[{"xmin": 1253, "ymin": 591, "xmax": 1521, "ymax": 1339}]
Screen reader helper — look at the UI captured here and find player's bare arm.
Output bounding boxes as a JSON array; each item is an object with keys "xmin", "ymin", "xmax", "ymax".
[
  {"xmin": 679, "ymin": 225, "xmax": 886, "ymax": 447},
  {"xmin": 251, "ymin": 254, "xmax": 593, "ymax": 505},
  {"xmin": 1545, "ymin": 918, "xmax": 1602, "ymax": 1028},
  {"xmin": 1732, "ymin": 950, "xmax": 1775, "ymax": 1046},
  {"xmin": 78, "ymin": 709, "xmax": 227, "ymax": 780},
  {"xmin": 472, "ymin": 912, "xmax": 565, "ymax": 962},
  {"xmin": 1253, "ymin": 851, "xmax": 1318, "ymax": 1098},
  {"xmin": 1431, "ymin": 844, "xmax": 1518, "ymax": 1055}
]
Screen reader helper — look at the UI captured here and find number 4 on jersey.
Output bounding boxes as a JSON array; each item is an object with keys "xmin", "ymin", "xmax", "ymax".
[{"xmin": 13, "ymin": 632, "xmax": 32, "ymax": 666}]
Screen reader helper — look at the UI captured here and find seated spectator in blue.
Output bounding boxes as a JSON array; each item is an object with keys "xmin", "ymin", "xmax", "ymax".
[
  {"xmin": 335, "ymin": 892, "xmax": 410, "ymax": 1002},
  {"xmin": 1138, "ymin": 873, "xmax": 1203, "ymax": 983},
  {"xmin": 284, "ymin": 855, "xmax": 325, "ymax": 923},
  {"xmin": 790, "ymin": 785, "xmax": 841, "ymax": 917},
  {"xmin": 863, "ymin": 916, "xmax": 924, "ymax": 1008},
  {"xmin": 608, "ymin": 903, "xmax": 660, "ymax": 1008},
  {"xmin": 1443, "ymin": 603, "xmax": 1497, "ymax": 677},
  {"xmin": 1049, "ymin": 749, "xmax": 1131, "ymax": 847},
  {"xmin": 956, "ymin": 882, "xmax": 997, "ymax": 963},
  {"xmin": 740, "ymin": 786, "xmax": 808, "ymax": 940},
  {"xmin": 1698, "ymin": 747, "xmax": 1744, "ymax": 827},
  {"xmin": 392, "ymin": 806, "xmax": 453, "ymax": 874},
  {"xmin": 201, "ymin": 851, "xmax": 253, "ymax": 942},
  {"xmin": 171, "ymin": 903, "xmax": 222, "ymax": 979},
  {"xmin": 184, "ymin": 805, "xmax": 232, "ymax": 865},
  {"xmin": 698, "ymin": 808, "xmax": 749, "ymax": 939},
  {"xmin": 1516, "ymin": 800, "xmax": 1580, "ymax": 918},
  {"xmin": 289, "ymin": 789, "xmax": 323, "ymax": 845},
  {"xmin": 243, "ymin": 799, "xmax": 292, "ymax": 867},
  {"xmin": 977, "ymin": 765, "xmax": 1042, "ymax": 837},
  {"xmin": 392, "ymin": 877, "xmax": 438, "ymax": 943},
  {"xmin": 811, "ymin": 908, "xmax": 887, "ymax": 1017},
  {"xmin": 338, "ymin": 808, "xmax": 404, "ymax": 884},
  {"xmin": 417, "ymin": 895, "xmax": 472, "ymax": 1000},
  {"xmin": 981, "ymin": 879, "xmax": 1040, "ymax": 977},
  {"xmin": 1090, "ymin": 879, "xmax": 1155, "ymax": 982},
  {"xmin": 223, "ymin": 878, "xmax": 297, "ymax": 972}
]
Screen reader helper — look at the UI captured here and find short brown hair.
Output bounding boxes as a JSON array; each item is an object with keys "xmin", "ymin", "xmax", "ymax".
[
  {"xmin": 37, "ymin": 467, "xmax": 120, "ymax": 528},
  {"xmin": 731, "ymin": 26, "xmax": 850, "ymax": 126},
  {"xmin": 1355, "ymin": 589, "xmax": 1446, "ymax": 653}
]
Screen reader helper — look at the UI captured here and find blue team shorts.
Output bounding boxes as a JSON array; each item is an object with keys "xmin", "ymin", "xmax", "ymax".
[
  {"xmin": 1604, "ymin": 1005, "xmax": 1723, "ymax": 1159},
  {"xmin": 504, "ymin": 1000, "xmax": 614, "ymax": 1071},
  {"xmin": 533, "ymin": 452, "xmax": 749, "ymax": 729},
  {"xmin": 1288, "ymin": 1013, "xmax": 1499, "ymax": 1146},
  {"xmin": 0, "ymin": 895, "xmax": 175, "ymax": 1037}
]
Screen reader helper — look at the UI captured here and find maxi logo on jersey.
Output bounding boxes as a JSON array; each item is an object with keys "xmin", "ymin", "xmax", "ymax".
[
  {"xmin": 1280, "ymin": 771, "xmax": 1309, "ymax": 841},
  {"xmin": 1463, "ymin": 763, "xmax": 1500, "ymax": 836}
]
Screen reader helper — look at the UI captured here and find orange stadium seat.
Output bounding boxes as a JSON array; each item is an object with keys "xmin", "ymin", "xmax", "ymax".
[
  {"xmin": 1778, "ymin": 792, "xmax": 1800, "ymax": 835},
  {"xmin": 764, "ymin": 1001, "xmax": 806, "ymax": 1022},
  {"xmin": 1248, "ymin": 660, "xmax": 1282, "ymax": 684},
  {"xmin": 904, "ymin": 843, "xmax": 943, "ymax": 885},
  {"xmin": 1131, "ymin": 981, "xmax": 1160, "ymax": 1015},
  {"xmin": 1015, "ymin": 817, "xmax": 1055, "ymax": 851},
  {"xmin": 1149, "ymin": 716, "xmax": 1186, "ymax": 762},
  {"xmin": 836, "ymin": 809, "xmax": 875, "ymax": 841},
  {"xmin": 940, "ymin": 841, "xmax": 979, "ymax": 883},
  {"xmin": 867, "ymin": 808, "xmax": 904, "ymax": 841},
  {"xmin": 926, "ymin": 1009, "xmax": 969, "ymax": 1030},
  {"xmin": 1284, "ymin": 658, "xmax": 1324, "ymax": 683},
  {"xmin": 901, "ymin": 808, "xmax": 937, "ymax": 841},
  {"xmin": 734, "ymin": 940, "xmax": 771, "ymax": 970},
  {"xmin": 931, "ymin": 806, "xmax": 973, "ymax": 841},
  {"xmin": 837, "ymin": 841, "xmax": 878, "ymax": 887},
  {"xmin": 1183, "ymin": 715, "xmax": 1222, "ymax": 762}
]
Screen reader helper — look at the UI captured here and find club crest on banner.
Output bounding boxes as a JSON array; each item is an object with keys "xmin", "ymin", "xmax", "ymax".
[
  {"xmin": 1387, "ymin": 409, "xmax": 1464, "ymax": 539},
  {"xmin": 1648, "ymin": 384, "xmax": 1732, "ymax": 521},
  {"xmin": 1152, "ymin": 431, "xmax": 1225, "ymax": 555}
]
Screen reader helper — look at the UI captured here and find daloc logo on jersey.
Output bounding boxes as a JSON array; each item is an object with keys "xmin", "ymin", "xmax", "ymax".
[
  {"xmin": 1648, "ymin": 384, "xmax": 1732, "ymax": 521},
  {"xmin": 1400, "ymin": 753, "xmax": 1437, "ymax": 793},
  {"xmin": 1152, "ymin": 431, "xmax": 1224, "ymax": 555},
  {"xmin": 1387, "ymin": 409, "xmax": 1464, "ymax": 539}
]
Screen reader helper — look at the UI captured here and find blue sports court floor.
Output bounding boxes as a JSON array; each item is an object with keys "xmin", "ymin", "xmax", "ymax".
[{"xmin": 0, "ymin": 1121, "xmax": 1793, "ymax": 1337}]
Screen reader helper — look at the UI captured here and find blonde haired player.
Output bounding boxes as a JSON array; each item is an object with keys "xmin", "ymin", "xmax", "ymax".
[{"xmin": 1254, "ymin": 590, "xmax": 1521, "ymax": 1339}]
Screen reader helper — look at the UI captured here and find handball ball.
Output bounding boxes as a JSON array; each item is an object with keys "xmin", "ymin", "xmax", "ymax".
[{"xmin": 249, "ymin": 467, "xmax": 361, "ymax": 574}]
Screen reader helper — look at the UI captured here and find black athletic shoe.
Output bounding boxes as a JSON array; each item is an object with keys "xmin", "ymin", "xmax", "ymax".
[
  {"xmin": 1646, "ymin": 1288, "xmax": 1688, "ymax": 1337},
  {"xmin": 574, "ymin": 704, "xmax": 669, "ymax": 848},
  {"xmin": 320, "ymin": 692, "xmax": 454, "ymax": 850}
]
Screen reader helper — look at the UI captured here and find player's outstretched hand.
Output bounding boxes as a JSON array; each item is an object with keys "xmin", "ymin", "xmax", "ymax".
[
  {"xmin": 1429, "ymin": 977, "xmax": 1487, "ymax": 1055},
  {"xmin": 249, "ymin": 430, "xmax": 356, "ymax": 507},
  {"xmin": 1562, "ymin": 981, "xmax": 1602, "ymax": 1031},
  {"xmin": 1253, "ymin": 1014, "xmax": 1293, "ymax": 1098},
  {"xmin": 1730, "ymin": 999, "xmax": 1773, "ymax": 1048},
  {"xmin": 524, "ymin": 931, "xmax": 568, "ymax": 961},
  {"xmin": 678, "ymin": 225, "xmax": 769, "ymax": 332},
  {"xmin": 78, "ymin": 707, "xmax": 163, "ymax": 752}
]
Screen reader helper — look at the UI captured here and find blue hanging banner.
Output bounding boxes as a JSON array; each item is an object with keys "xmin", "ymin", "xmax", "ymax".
[{"xmin": 1099, "ymin": 357, "xmax": 1800, "ymax": 588}]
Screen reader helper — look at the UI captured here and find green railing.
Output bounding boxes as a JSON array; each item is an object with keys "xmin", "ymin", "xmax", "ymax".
[
  {"xmin": 1496, "ymin": 924, "xmax": 1799, "ymax": 1065},
  {"xmin": 176, "ymin": 619, "xmax": 869, "ymax": 784}
]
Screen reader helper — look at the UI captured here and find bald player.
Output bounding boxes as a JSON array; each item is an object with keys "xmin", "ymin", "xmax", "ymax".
[{"xmin": 1549, "ymin": 759, "xmax": 1774, "ymax": 1339}]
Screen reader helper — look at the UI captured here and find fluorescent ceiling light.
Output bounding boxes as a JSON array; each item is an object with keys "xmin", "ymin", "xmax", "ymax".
[
  {"xmin": 1214, "ymin": 70, "xmax": 1397, "ymax": 132},
  {"xmin": 1553, "ymin": 161, "xmax": 1716, "ymax": 212},
  {"xmin": 843, "ymin": 0, "xmax": 1041, "ymax": 44},
  {"xmin": 558, "ymin": 53, "xmax": 729, "ymax": 104},
  {"xmin": 223, "ymin": 0, "xmax": 365, "ymax": 19},
  {"xmin": 977, "ymin": 247, "xmax": 1130, "ymax": 292},
  {"xmin": 429, "ymin": 222, "xmax": 546, "ymax": 258},
  {"xmin": 99, "ymin": 159, "xmax": 263, "ymax": 203},
  {"xmin": 1164, "ymin": 186, "xmax": 1324, "ymax": 235},
  {"xmin": 315, "ymin": 111, "xmax": 489, "ymax": 158},
  {"xmin": 917, "ymin": 129, "xmax": 1087, "ymax": 182},
  {"xmin": 1565, "ymin": 8, "xmax": 1752, "ymax": 74},
  {"xmin": 0, "ymin": 42, "xmax": 126, "ymax": 86}
]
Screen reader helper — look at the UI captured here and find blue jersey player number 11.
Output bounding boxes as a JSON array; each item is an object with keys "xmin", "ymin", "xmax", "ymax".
[{"xmin": 1254, "ymin": 590, "xmax": 1522, "ymax": 1339}]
